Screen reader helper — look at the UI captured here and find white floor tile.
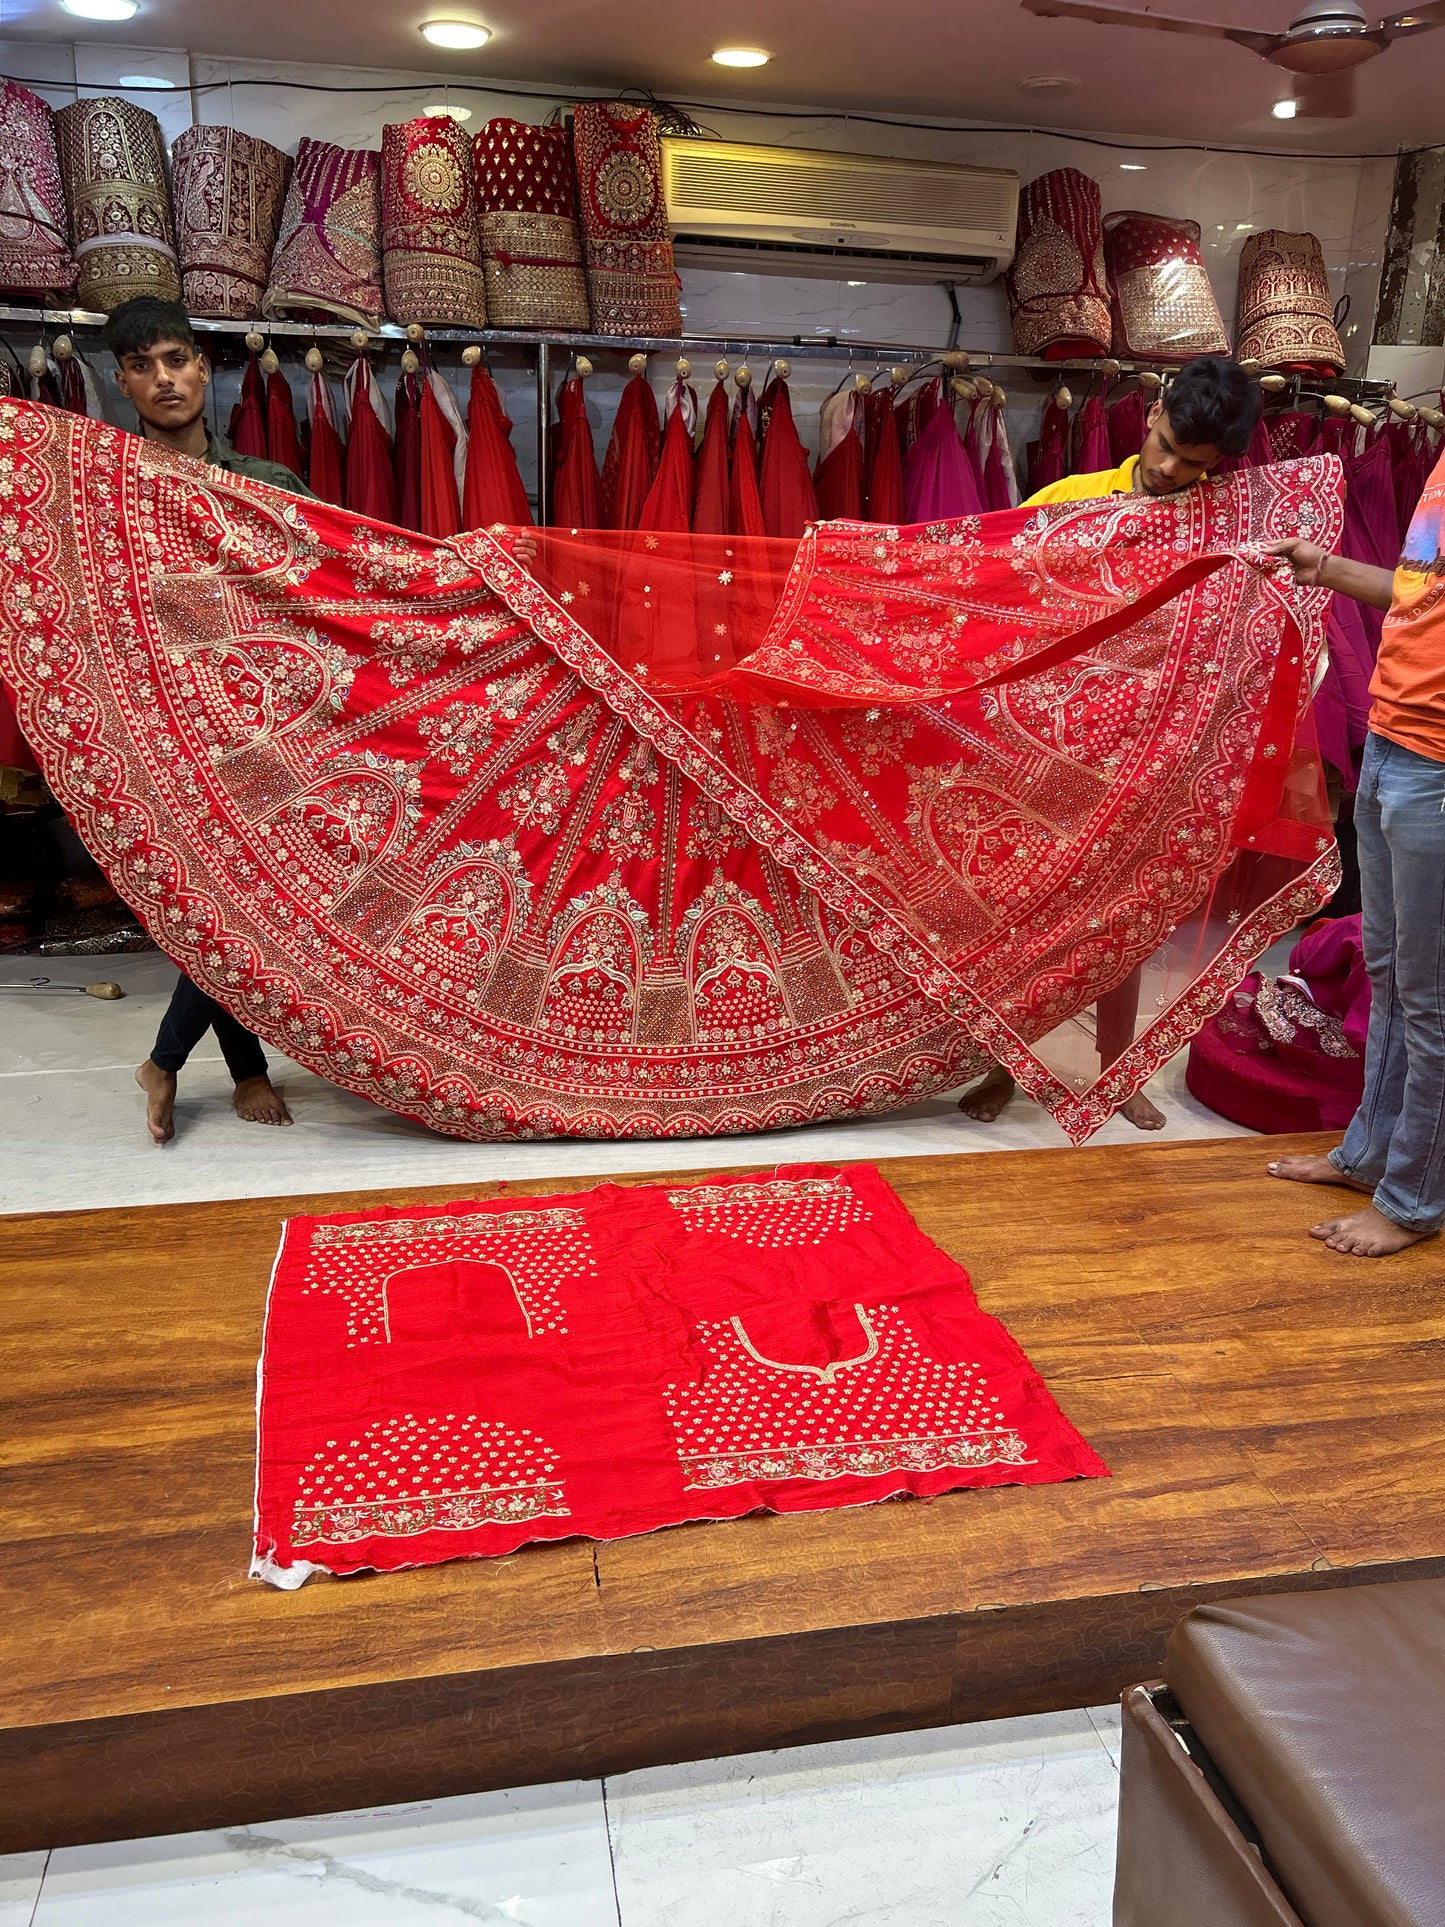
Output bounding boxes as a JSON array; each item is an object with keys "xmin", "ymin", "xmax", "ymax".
[
  {"xmin": 0, "ymin": 1851, "xmax": 47, "ymax": 1926},
  {"xmin": 31, "ymin": 1784, "xmax": 619, "ymax": 1926},
  {"xmin": 605, "ymin": 1708, "xmax": 1119, "ymax": 1927},
  {"xmin": 0, "ymin": 956, "xmax": 1257, "ymax": 1215}
]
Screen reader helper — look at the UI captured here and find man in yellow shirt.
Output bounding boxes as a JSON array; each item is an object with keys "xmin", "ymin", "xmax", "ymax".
[{"xmin": 960, "ymin": 354, "xmax": 1264, "ymax": 1131}]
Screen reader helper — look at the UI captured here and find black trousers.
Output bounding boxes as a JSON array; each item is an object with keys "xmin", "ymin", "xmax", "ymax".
[{"xmin": 151, "ymin": 973, "xmax": 268, "ymax": 1082}]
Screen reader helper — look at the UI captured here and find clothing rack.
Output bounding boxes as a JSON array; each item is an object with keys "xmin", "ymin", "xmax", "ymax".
[{"xmin": 0, "ymin": 304, "xmax": 1401, "ymax": 524}]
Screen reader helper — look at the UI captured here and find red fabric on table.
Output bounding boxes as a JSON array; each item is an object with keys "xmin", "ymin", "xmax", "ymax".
[
  {"xmin": 637, "ymin": 385, "xmax": 697, "ymax": 533},
  {"xmin": 550, "ymin": 373, "xmax": 601, "ymax": 528},
  {"xmin": 230, "ymin": 354, "xmax": 269, "ymax": 461},
  {"xmin": 251, "ymin": 1162, "xmax": 1107, "ymax": 1583},
  {"xmin": 759, "ymin": 377, "xmax": 818, "ymax": 539},
  {"xmin": 393, "ymin": 369, "xmax": 424, "ymax": 532},
  {"xmin": 305, "ymin": 371, "xmax": 346, "ymax": 506},
  {"xmin": 863, "ymin": 388, "xmax": 905, "ymax": 524},
  {"xmin": 600, "ymin": 372, "xmax": 660, "ymax": 530},
  {"xmin": 419, "ymin": 374, "xmax": 462, "ymax": 539},
  {"xmin": 341, "ymin": 356, "xmax": 396, "ymax": 525},
  {"xmin": 729, "ymin": 402, "xmax": 766, "ymax": 537},
  {"xmin": 265, "ymin": 366, "xmax": 305, "ymax": 480},
  {"xmin": 692, "ymin": 378, "xmax": 731, "ymax": 536},
  {"xmin": 462, "ymin": 362, "xmax": 532, "ymax": 529}
]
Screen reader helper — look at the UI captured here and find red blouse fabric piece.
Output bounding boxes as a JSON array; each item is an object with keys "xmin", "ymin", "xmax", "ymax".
[
  {"xmin": 0, "ymin": 395, "xmax": 1342, "ymax": 1147},
  {"xmin": 251, "ymin": 1163, "xmax": 1107, "ymax": 1584},
  {"xmin": 600, "ymin": 372, "xmax": 661, "ymax": 530},
  {"xmin": 341, "ymin": 357, "xmax": 396, "ymax": 525},
  {"xmin": 264, "ymin": 138, "xmax": 384, "ymax": 329},
  {"xmin": 550, "ymin": 373, "xmax": 601, "ymax": 529},
  {"xmin": 759, "ymin": 378, "xmax": 819, "ymax": 539},
  {"xmin": 571, "ymin": 102, "xmax": 682, "ymax": 335},
  {"xmin": 462, "ymin": 362, "xmax": 532, "ymax": 529},
  {"xmin": 305, "ymin": 371, "xmax": 346, "ymax": 507},
  {"xmin": 381, "ymin": 115, "xmax": 487, "ymax": 328},
  {"xmin": 0, "ymin": 81, "xmax": 75, "ymax": 297},
  {"xmin": 471, "ymin": 118, "xmax": 590, "ymax": 331},
  {"xmin": 692, "ymin": 379, "xmax": 732, "ymax": 536}
]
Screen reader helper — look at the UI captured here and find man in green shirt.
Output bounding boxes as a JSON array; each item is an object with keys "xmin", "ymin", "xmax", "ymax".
[{"xmin": 103, "ymin": 297, "xmax": 312, "ymax": 1144}]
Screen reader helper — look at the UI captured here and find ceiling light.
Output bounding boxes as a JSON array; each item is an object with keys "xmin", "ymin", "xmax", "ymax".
[
  {"xmin": 62, "ymin": 0, "xmax": 139, "ymax": 17},
  {"xmin": 1272, "ymin": 98, "xmax": 1299, "ymax": 119},
  {"xmin": 1018, "ymin": 73, "xmax": 1079, "ymax": 98},
  {"xmin": 846, "ymin": 279, "xmax": 865, "ymax": 287},
  {"xmin": 1119, "ymin": 162, "xmax": 1147, "ymax": 171},
  {"xmin": 424, "ymin": 102, "xmax": 472, "ymax": 120},
  {"xmin": 711, "ymin": 47, "xmax": 770, "ymax": 67},
  {"xmin": 420, "ymin": 20, "xmax": 490, "ymax": 49},
  {"xmin": 1235, "ymin": 221, "xmax": 1254, "ymax": 231},
  {"xmin": 117, "ymin": 74, "xmax": 174, "ymax": 88}
]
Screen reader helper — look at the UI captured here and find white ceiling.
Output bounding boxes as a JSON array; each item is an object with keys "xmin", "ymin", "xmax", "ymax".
[{"xmin": 2, "ymin": 0, "xmax": 1441, "ymax": 153}]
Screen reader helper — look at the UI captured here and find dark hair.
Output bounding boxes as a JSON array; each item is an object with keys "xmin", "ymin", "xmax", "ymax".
[
  {"xmin": 1162, "ymin": 356, "xmax": 1261, "ymax": 458},
  {"xmin": 102, "ymin": 297, "xmax": 198, "ymax": 361}
]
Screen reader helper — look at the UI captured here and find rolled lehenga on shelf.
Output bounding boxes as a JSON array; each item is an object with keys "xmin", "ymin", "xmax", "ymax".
[
  {"xmin": 473, "ymin": 119, "xmax": 591, "ymax": 331},
  {"xmin": 264, "ymin": 137, "xmax": 383, "ymax": 328},
  {"xmin": 381, "ymin": 115, "xmax": 487, "ymax": 327},
  {"xmin": 172, "ymin": 124, "xmax": 290, "ymax": 320},
  {"xmin": 54, "ymin": 97, "xmax": 179, "ymax": 311},
  {"xmin": 0, "ymin": 80, "xmax": 75, "ymax": 298},
  {"xmin": 0, "ymin": 395, "xmax": 1341, "ymax": 1144}
]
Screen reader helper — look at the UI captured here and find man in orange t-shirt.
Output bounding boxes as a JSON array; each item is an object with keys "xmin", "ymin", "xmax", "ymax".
[{"xmin": 1269, "ymin": 459, "xmax": 1445, "ymax": 1257}]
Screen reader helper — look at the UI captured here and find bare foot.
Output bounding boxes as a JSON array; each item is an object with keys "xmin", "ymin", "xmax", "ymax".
[
  {"xmin": 233, "ymin": 1075, "xmax": 292, "ymax": 1126},
  {"xmin": 959, "ymin": 1064, "xmax": 1015, "ymax": 1123},
  {"xmin": 1119, "ymin": 1091, "xmax": 1165, "ymax": 1131},
  {"xmin": 1309, "ymin": 1204, "xmax": 1434, "ymax": 1257},
  {"xmin": 134, "ymin": 1059, "xmax": 176, "ymax": 1144},
  {"xmin": 1266, "ymin": 1152, "xmax": 1372, "ymax": 1191}
]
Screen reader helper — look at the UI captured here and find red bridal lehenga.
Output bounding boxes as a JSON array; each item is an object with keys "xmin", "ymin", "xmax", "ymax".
[{"xmin": 0, "ymin": 397, "xmax": 1341, "ymax": 1144}]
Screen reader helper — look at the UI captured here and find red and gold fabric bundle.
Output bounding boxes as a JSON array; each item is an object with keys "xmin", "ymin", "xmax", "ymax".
[
  {"xmin": 1235, "ymin": 229, "xmax": 1344, "ymax": 376},
  {"xmin": 1006, "ymin": 168, "xmax": 1111, "ymax": 360},
  {"xmin": 54, "ymin": 97, "xmax": 179, "ymax": 312},
  {"xmin": 171, "ymin": 124, "xmax": 290, "ymax": 320},
  {"xmin": 1103, "ymin": 211, "xmax": 1229, "ymax": 363},
  {"xmin": 571, "ymin": 101, "xmax": 682, "ymax": 336},
  {"xmin": 380, "ymin": 115, "xmax": 487, "ymax": 327},
  {"xmin": 472, "ymin": 118, "xmax": 590, "ymax": 331},
  {"xmin": 265, "ymin": 137, "xmax": 383, "ymax": 328},
  {"xmin": 0, "ymin": 81, "xmax": 75, "ymax": 297}
]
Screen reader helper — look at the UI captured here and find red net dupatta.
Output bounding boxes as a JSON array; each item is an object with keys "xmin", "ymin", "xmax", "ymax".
[
  {"xmin": 381, "ymin": 116, "xmax": 487, "ymax": 328},
  {"xmin": 1236, "ymin": 230, "xmax": 1344, "ymax": 376},
  {"xmin": 0, "ymin": 81, "xmax": 75, "ymax": 297},
  {"xmin": 572, "ymin": 102, "xmax": 682, "ymax": 335},
  {"xmin": 1007, "ymin": 168, "xmax": 1111, "ymax": 360},
  {"xmin": 252, "ymin": 1163, "xmax": 1106, "ymax": 1583},
  {"xmin": 54, "ymin": 97, "xmax": 179, "ymax": 313},
  {"xmin": 472, "ymin": 119, "xmax": 591, "ymax": 331},
  {"xmin": 0, "ymin": 394, "xmax": 1340, "ymax": 1147},
  {"xmin": 264, "ymin": 138, "xmax": 383, "ymax": 328},
  {"xmin": 1104, "ymin": 211, "xmax": 1230, "ymax": 364},
  {"xmin": 172, "ymin": 125, "xmax": 290, "ymax": 321}
]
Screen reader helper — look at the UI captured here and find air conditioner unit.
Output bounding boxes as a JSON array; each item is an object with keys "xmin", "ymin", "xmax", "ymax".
[{"xmin": 661, "ymin": 137, "xmax": 1018, "ymax": 285}]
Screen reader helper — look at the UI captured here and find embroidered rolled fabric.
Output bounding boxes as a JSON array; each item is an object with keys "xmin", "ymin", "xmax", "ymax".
[
  {"xmin": 55, "ymin": 97, "xmax": 179, "ymax": 312},
  {"xmin": 472, "ymin": 118, "xmax": 590, "ymax": 330},
  {"xmin": 381, "ymin": 115, "xmax": 486, "ymax": 327},
  {"xmin": 264, "ymin": 137, "xmax": 383, "ymax": 328},
  {"xmin": 1103, "ymin": 211, "xmax": 1229, "ymax": 364},
  {"xmin": 1006, "ymin": 168, "xmax": 1111, "ymax": 359},
  {"xmin": 0, "ymin": 82, "xmax": 75, "ymax": 297},
  {"xmin": 1235, "ymin": 229, "xmax": 1344, "ymax": 376},
  {"xmin": 572, "ymin": 101, "xmax": 682, "ymax": 335},
  {"xmin": 171, "ymin": 124, "xmax": 290, "ymax": 320}
]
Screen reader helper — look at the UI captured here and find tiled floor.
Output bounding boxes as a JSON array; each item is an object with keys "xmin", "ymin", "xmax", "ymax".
[
  {"xmin": 1, "ymin": 947, "xmax": 1258, "ymax": 1923},
  {"xmin": 0, "ymin": 1707, "xmax": 1123, "ymax": 1926}
]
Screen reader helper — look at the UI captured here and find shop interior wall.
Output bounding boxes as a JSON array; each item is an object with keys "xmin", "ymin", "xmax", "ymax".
[{"xmin": 1, "ymin": 39, "xmax": 1400, "ymax": 498}]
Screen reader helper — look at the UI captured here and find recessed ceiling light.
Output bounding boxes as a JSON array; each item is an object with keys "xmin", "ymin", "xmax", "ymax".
[
  {"xmin": 1119, "ymin": 162, "xmax": 1147, "ymax": 171},
  {"xmin": 421, "ymin": 20, "xmax": 490, "ymax": 49},
  {"xmin": 1272, "ymin": 98, "xmax": 1298, "ymax": 119},
  {"xmin": 118, "ymin": 74, "xmax": 174, "ymax": 88},
  {"xmin": 424, "ymin": 102, "xmax": 472, "ymax": 120},
  {"xmin": 846, "ymin": 279, "xmax": 865, "ymax": 287},
  {"xmin": 711, "ymin": 47, "xmax": 770, "ymax": 67},
  {"xmin": 62, "ymin": 0, "xmax": 138, "ymax": 17},
  {"xmin": 1018, "ymin": 73, "xmax": 1079, "ymax": 98}
]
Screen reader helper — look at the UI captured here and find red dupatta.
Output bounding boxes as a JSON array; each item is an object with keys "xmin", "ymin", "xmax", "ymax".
[
  {"xmin": 341, "ymin": 356, "xmax": 396, "ymax": 525},
  {"xmin": 304, "ymin": 370, "xmax": 346, "ymax": 506},
  {"xmin": 730, "ymin": 402, "xmax": 766, "ymax": 537},
  {"xmin": 461, "ymin": 361, "xmax": 531, "ymax": 530},
  {"xmin": 230, "ymin": 353, "xmax": 268, "ymax": 460},
  {"xmin": 551, "ymin": 372, "xmax": 601, "ymax": 529},
  {"xmin": 600, "ymin": 371, "xmax": 660, "ymax": 529},
  {"xmin": 691, "ymin": 378, "xmax": 731, "ymax": 536},
  {"xmin": 637, "ymin": 380, "xmax": 697, "ymax": 533},
  {"xmin": 265, "ymin": 364, "xmax": 305, "ymax": 480},
  {"xmin": 0, "ymin": 394, "xmax": 1341, "ymax": 1147}
]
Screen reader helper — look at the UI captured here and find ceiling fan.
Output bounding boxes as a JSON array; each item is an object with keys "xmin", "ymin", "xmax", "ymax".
[{"xmin": 1020, "ymin": 0, "xmax": 1445, "ymax": 116}]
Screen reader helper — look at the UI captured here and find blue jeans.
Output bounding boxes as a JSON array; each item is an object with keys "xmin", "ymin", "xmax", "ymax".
[{"xmin": 1329, "ymin": 732, "xmax": 1445, "ymax": 1232}]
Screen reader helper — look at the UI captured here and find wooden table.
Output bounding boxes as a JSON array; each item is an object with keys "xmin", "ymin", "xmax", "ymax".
[{"xmin": 4, "ymin": 1132, "xmax": 1442, "ymax": 1849}]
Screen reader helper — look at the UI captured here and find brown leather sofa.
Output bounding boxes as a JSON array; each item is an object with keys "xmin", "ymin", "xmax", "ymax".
[{"xmin": 1113, "ymin": 1576, "xmax": 1445, "ymax": 1927}]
